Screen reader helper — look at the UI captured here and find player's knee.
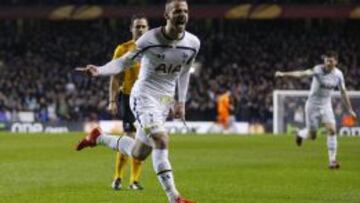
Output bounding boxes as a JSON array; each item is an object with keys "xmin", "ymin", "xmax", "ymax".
[
  {"xmin": 326, "ymin": 128, "xmax": 336, "ymax": 136},
  {"xmin": 131, "ymin": 142, "xmax": 152, "ymax": 161},
  {"xmin": 131, "ymin": 150, "xmax": 147, "ymax": 161},
  {"xmin": 150, "ymin": 132, "xmax": 169, "ymax": 149},
  {"xmin": 120, "ymin": 154, "xmax": 128, "ymax": 161},
  {"xmin": 124, "ymin": 131, "xmax": 136, "ymax": 138}
]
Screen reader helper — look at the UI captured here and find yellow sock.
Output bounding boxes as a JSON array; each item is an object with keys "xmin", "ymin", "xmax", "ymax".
[
  {"xmin": 130, "ymin": 158, "xmax": 143, "ymax": 183},
  {"xmin": 114, "ymin": 152, "xmax": 129, "ymax": 180}
]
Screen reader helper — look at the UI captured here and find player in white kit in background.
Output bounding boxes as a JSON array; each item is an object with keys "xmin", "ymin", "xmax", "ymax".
[
  {"xmin": 275, "ymin": 51, "xmax": 357, "ymax": 169},
  {"xmin": 75, "ymin": 0, "xmax": 199, "ymax": 202}
]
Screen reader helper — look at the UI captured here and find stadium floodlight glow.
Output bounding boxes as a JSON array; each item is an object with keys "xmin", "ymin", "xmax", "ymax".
[{"xmin": 273, "ymin": 90, "xmax": 360, "ymax": 134}]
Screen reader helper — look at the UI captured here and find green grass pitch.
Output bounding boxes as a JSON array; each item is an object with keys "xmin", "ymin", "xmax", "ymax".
[{"xmin": 0, "ymin": 132, "xmax": 360, "ymax": 203}]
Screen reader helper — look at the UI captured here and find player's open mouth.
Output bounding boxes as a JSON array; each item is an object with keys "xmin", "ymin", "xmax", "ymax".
[
  {"xmin": 176, "ymin": 21, "xmax": 186, "ymax": 26},
  {"xmin": 175, "ymin": 17, "xmax": 186, "ymax": 25}
]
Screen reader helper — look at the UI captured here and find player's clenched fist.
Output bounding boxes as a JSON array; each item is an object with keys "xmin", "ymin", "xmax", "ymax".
[
  {"xmin": 173, "ymin": 102, "xmax": 185, "ymax": 119},
  {"xmin": 349, "ymin": 110, "xmax": 357, "ymax": 120},
  {"xmin": 275, "ymin": 71, "xmax": 285, "ymax": 77},
  {"xmin": 75, "ymin": 65, "xmax": 99, "ymax": 77},
  {"xmin": 107, "ymin": 102, "xmax": 118, "ymax": 115}
]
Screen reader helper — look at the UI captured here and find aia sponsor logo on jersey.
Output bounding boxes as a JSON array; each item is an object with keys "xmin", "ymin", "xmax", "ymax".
[
  {"xmin": 320, "ymin": 83, "xmax": 337, "ymax": 90},
  {"xmin": 182, "ymin": 52, "xmax": 189, "ymax": 63},
  {"xmin": 314, "ymin": 73, "xmax": 338, "ymax": 90},
  {"xmin": 155, "ymin": 63, "xmax": 182, "ymax": 75}
]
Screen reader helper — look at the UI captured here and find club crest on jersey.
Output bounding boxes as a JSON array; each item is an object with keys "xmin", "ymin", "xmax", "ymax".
[
  {"xmin": 182, "ymin": 52, "xmax": 189, "ymax": 63},
  {"xmin": 155, "ymin": 63, "xmax": 182, "ymax": 75},
  {"xmin": 157, "ymin": 54, "xmax": 165, "ymax": 59}
]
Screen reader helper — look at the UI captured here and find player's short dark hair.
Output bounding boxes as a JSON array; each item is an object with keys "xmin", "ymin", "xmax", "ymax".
[
  {"xmin": 130, "ymin": 14, "xmax": 148, "ymax": 27},
  {"xmin": 166, "ymin": 0, "xmax": 187, "ymax": 4},
  {"xmin": 165, "ymin": 0, "xmax": 187, "ymax": 12},
  {"xmin": 323, "ymin": 50, "xmax": 338, "ymax": 60}
]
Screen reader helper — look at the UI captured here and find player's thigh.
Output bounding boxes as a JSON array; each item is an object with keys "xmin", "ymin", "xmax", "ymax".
[
  {"xmin": 322, "ymin": 110, "xmax": 336, "ymax": 134},
  {"xmin": 305, "ymin": 103, "xmax": 321, "ymax": 132},
  {"xmin": 130, "ymin": 94, "xmax": 170, "ymax": 133},
  {"xmin": 321, "ymin": 107, "xmax": 336, "ymax": 135}
]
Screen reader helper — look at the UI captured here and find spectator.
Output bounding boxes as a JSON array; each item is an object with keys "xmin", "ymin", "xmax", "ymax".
[{"xmin": 0, "ymin": 19, "xmax": 359, "ymax": 129}]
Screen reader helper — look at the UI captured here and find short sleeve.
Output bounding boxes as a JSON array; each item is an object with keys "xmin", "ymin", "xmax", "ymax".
[
  {"xmin": 338, "ymin": 71, "xmax": 346, "ymax": 90},
  {"xmin": 130, "ymin": 32, "xmax": 151, "ymax": 61},
  {"xmin": 186, "ymin": 35, "xmax": 201, "ymax": 65}
]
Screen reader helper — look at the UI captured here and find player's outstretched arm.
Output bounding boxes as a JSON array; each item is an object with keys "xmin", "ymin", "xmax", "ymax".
[
  {"xmin": 275, "ymin": 69, "xmax": 313, "ymax": 78},
  {"xmin": 75, "ymin": 64, "xmax": 99, "ymax": 77},
  {"xmin": 339, "ymin": 84, "xmax": 357, "ymax": 119},
  {"xmin": 75, "ymin": 50, "xmax": 139, "ymax": 77}
]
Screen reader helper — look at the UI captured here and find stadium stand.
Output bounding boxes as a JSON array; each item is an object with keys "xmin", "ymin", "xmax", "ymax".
[
  {"xmin": 1, "ymin": 19, "xmax": 360, "ymax": 131},
  {"xmin": 0, "ymin": 0, "xmax": 357, "ymax": 6}
]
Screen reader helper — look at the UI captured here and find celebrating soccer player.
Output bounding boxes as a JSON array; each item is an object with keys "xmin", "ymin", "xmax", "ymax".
[
  {"xmin": 275, "ymin": 51, "xmax": 357, "ymax": 169},
  {"xmin": 75, "ymin": 0, "xmax": 200, "ymax": 202}
]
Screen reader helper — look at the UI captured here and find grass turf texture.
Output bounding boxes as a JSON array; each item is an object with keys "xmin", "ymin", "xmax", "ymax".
[{"xmin": 0, "ymin": 133, "xmax": 359, "ymax": 203}]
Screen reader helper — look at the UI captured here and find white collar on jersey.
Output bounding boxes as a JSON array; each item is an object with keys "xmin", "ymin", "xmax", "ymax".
[{"xmin": 161, "ymin": 26, "xmax": 186, "ymax": 41}]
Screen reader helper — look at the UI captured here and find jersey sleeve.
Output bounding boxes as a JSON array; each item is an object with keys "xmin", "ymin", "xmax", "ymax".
[
  {"xmin": 312, "ymin": 65, "xmax": 320, "ymax": 73},
  {"xmin": 338, "ymin": 71, "xmax": 346, "ymax": 90},
  {"xmin": 177, "ymin": 65, "xmax": 191, "ymax": 103},
  {"xmin": 311, "ymin": 65, "xmax": 322, "ymax": 80},
  {"xmin": 129, "ymin": 33, "xmax": 150, "ymax": 62},
  {"xmin": 188, "ymin": 36, "xmax": 201, "ymax": 65},
  {"xmin": 177, "ymin": 36, "xmax": 201, "ymax": 102},
  {"xmin": 97, "ymin": 33, "xmax": 151, "ymax": 76}
]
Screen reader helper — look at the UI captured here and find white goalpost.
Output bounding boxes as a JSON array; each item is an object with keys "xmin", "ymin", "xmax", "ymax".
[{"xmin": 273, "ymin": 90, "xmax": 360, "ymax": 135}]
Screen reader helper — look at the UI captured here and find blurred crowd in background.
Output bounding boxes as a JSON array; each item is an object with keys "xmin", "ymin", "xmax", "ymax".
[
  {"xmin": 0, "ymin": 0, "xmax": 357, "ymax": 6},
  {"xmin": 1, "ymin": 19, "xmax": 360, "ymax": 130}
]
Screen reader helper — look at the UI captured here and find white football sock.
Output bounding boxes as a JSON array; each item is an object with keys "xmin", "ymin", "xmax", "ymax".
[
  {"xmin": 298, "ymin": 128, "xmax": 309, "ymax": 139},
  {"xmin": 97, "ymin": 133, "xmax": 134, "ymax": 156},
  {"xmin": 327, "ymin": 135, "xmax": 337, "ymax": 163},
  {"xmin": 96, "ymin": 133, "xmax": 118, "ymax": 149},
  {"xmin": 152, "ymin": 149, "xmax": 179, "ymax": 202}
]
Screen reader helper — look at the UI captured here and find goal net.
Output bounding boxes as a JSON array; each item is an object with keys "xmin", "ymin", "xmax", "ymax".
[{"xmin": 273, "ymin": 90, "xmax": 360, "ymax": 136}]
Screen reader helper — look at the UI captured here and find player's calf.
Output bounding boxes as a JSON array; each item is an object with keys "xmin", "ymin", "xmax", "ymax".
[
  {"xmin": 325, "ymin": 124, "xmax": 338, "ymax": 168},
  {"xmin": 150, "ymin": 132, "xmax": 181, "ymax": 202},
  {"xmin": 76, "ymin": 127, "xmax": 136, "ymax": 158}
]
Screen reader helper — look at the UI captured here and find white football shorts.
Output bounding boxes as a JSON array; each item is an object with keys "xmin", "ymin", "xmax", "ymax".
[
  {"xmin": 130, "ymin": 93, "xmax": 173, "ymax": 145},
  {"xmin": 305, "ymin": 101, "xmax": 336, "ymax": 131}
]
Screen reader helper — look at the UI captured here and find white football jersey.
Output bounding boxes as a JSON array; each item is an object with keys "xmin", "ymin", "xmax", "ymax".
[
  {"xmin": 130, "ymin": 27, "xmax": 201, "ymax": 98},
  {"xmin": 308, "ymin": 64, "xmax": 345, "ymax": 105}
]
